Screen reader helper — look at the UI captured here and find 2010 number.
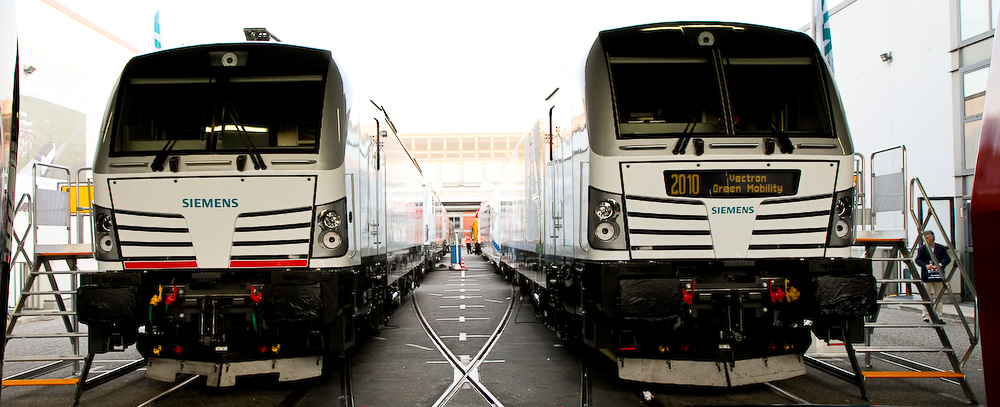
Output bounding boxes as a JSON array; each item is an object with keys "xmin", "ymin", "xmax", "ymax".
[{"xmin": 669, "ymin": 173, "xmax": 700, "ymax": 195}]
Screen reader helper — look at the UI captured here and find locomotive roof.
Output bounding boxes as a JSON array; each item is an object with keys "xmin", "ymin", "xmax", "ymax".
[{"xmin": 122, "ymin": 42, "xmax": 334, "ymax": 77}]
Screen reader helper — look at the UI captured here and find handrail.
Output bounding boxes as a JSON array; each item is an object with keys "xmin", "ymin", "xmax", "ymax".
[
  {"xmin": 32, "ymin": 163, "xmax": 72, "ymax": 251},
  {"xmin": 74, "ymin": 167, "xmax": 93, "ymax": 245},
  {"xmin": 909, "ymin": 177, "xmax": 979, "ymax": 365},
  {"xmin": 853, "ymin": 152, "xmax": 867, "ymax": 229},
  {"xmin": 870, "ymin": 145, "xmax": 907, "ymax": 241}
]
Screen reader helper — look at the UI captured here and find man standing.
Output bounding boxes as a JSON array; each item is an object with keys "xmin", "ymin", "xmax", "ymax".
[{"xmin": 914, "ymin": 230, "xmax": 951, "ymax": 323}]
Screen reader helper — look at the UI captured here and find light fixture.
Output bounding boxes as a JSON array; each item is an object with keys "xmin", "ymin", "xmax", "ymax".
[
  {"xmin": 22, "ymin": 65, "xmax": 35, "ymax": 75},
  {"xmin": 879, "ymin": 52, "xmax": 893, "ymax": 63},
  {"xmin": 243, "ymin": 28, "xmax": 281, "ymax": 42}
]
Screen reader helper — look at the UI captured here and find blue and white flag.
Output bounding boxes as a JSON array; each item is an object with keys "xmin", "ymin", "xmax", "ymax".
[
  {"xmin": 816, "ymin": 0, "xmax": 833, "ymax": 69},
  {"xmin": 154, "ymin": 10, "xmax": 162, "ymax": 49}
]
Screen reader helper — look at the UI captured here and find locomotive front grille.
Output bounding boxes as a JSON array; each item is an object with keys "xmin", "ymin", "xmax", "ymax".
[
  {"xmin": 749, "ymin": 194, "xmax": 832, "ymax": 258},
  {"xmin": 624, "ymin": 195, "xmax": 714, "ymax": 259}
]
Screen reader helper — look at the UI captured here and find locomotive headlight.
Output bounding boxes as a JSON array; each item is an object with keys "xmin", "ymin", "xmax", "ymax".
[
  {"xmin": 319, "ymin": 210, "xmax": 341, "ymax": 230},
  {"xmin": 92, "ymin": 204, "xmax": 121, "ymax": 261},
  {"xmin": 313, "ymin": 199, "xmax": 349, "ymax": 258},
  {"xmin": 835, "ymin": 219, "xmax": 850, "ymax": 238},
  {"xmin": 96, "ymin": 213, "xmax": 113, "ymax": 233},
  {"xmin": 827, "ymin": 189, "xmax": 854, "ymax": 247},
  {"xmin": 595, "ymin": 222, "xmax": 616, "ymax": 241},
  {"xmin": 588, "ymin": 187, "xmax": 626, "ymax": 250},
  {"xmin": 595, "ymin": 199, "xmax": 620, "ymax": 221},
  {"xmin": 320, "ymin": 231, "xmax": 342, "ymax": 249},
  {"xmin": 835, "ymin": 197, "xmax": 852, "ymax": 217},
  {"xmin": 98, "ymin": 235, "xmax": 115, "ymax": 253}
]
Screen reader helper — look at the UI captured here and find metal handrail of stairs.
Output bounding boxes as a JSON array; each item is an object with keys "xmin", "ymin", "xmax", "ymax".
[{"xmin": 909, "ymin": 177, "xmax": 979, "ymax": 364}]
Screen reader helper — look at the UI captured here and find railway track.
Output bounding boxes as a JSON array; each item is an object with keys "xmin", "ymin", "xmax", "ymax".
[{"xmin": 413, "ymin": 277, "xmax": 515, "ymax": 406}]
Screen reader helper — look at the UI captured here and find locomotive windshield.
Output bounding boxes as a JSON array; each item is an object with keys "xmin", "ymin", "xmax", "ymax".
[
  {"xmin": 609, "ymin": 55, "xmax": 834, "ymax": 139},
  {"xmin": 110, "ymin": 75, "xmax": 324, "ymax": 155}
]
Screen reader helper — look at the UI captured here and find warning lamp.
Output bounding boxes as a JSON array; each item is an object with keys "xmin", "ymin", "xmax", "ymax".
[
  {"xmin": 271, "ymin": 344, "xmax": 281, "ymax": 354},
  {"xmin": 258, "ymin": 345, "xmax": 269, "ymax": 354},
  {"xmin": 153, "ymin": 345, "xmax": 163, "ymax": 356},
  {"xmin": 173, "ymin": 345, "xmax": 183, "ymax": 355}
]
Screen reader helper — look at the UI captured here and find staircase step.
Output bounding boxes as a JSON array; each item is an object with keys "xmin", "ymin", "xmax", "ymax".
[
  {"xmin": 853, "ymin": 346, "xmax": 953, "ymax": 353},
  {"xmin": 6, "ymin": 332, "xmax": 88, "ymax": 339},
  {"xmin": 4, "ymin": 355, "xmax": 87, "ymax": 362},
  {"xmin": 13, "ymin": 310, "xmax": 76, "ymax": 317},
  {"xmin": 862, "ymin": 370, "xmax": 965, "ymax": 379},
  {"xmin": 877, "ymin": 299, "xmax": 931, "ymax": 305},
  {"xmin": 865, "ymin": 322, "xmax": 945, "ymax": 328},
  {"xmin": 21, "ymin": 290, "xmax": 77, "ymax": 295},
  {"xmin": 1, "ymin": 378, "xmax": 80, "ymax": 386}
]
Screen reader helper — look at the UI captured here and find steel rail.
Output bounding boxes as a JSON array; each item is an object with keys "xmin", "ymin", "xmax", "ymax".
[
  {"xmin": 413, "ymin": 287, "xmax": 514, "ymax": 407},
  {"xmin": 763, "ymin": 382, "xmax": 811, "ymax": 405},
  {"xmin": 135, "ymin": 375, "xmax": 200, "ymax": 407}
]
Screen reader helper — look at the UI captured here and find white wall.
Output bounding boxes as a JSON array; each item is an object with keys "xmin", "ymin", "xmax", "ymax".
[{"xmin": 831, "ymin": 0, "xmax": 956, "ymax": 199}]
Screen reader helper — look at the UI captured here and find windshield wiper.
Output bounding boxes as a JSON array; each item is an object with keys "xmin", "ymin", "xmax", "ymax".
[
  {"xmin": 222, "ymin": 101, "xmax": 267, "ymax": 170},
  {"xmin": 151, "ymin": 139, "xmax": 177, "ymax": 172},
  {"xmin": 771, "ymin": 120, "xmax": 795, "ymax": 154},
  {"xmin": 672, "ymin": 118, "xmax": 697, "ymax": 155}
]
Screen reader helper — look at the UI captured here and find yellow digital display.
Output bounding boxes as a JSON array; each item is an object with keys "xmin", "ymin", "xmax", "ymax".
[{"xmin": 664, "ymin": 170, "xmax": 800, "ymax": 197}]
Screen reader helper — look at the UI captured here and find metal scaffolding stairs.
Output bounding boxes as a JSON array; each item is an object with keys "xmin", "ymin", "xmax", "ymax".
[
  {"xmin": 3, "ymin": 244, "xmax": 92, "ymax": 382},
  {"xmin": 852, "ymin": 234, "xmax": 977, "ymax": 404},
  {"xmin": 805, "ymin": 148, "xmax": 980, "ymax": 403},
  {"xmin": 1, "ymin": 165, "xmax": 143, "ymax": 405}
]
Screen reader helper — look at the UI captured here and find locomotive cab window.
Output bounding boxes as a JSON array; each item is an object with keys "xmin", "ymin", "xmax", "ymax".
[
  {"xmin": 112, "ymin": 75, "xmax": 324, "ymax": 155},
  {"xmin": 724, "ymin": 57, "xmax": 833, "ymax": 137},
  {"xmin": 609, "ymin": 57, "xmax": 725, "ymax": 138}
]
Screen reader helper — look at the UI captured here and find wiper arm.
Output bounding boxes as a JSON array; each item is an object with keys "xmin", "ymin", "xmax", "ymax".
[
  {"xmin": 151, "ymin": 139, "xmax": 177, "ymax": 172},
  {"xmin": 771, "ymin": 120, "xmax": 795, "ymax": 154},
  {"xmin": 223, "ymin": 101, "xmax": 267, "ymax": 170},
  {"xmin": 672, "ymin": 119, "xmax": 697, "ymax": 155}
]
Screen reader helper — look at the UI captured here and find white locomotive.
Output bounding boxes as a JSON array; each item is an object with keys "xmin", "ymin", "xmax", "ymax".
[
  {"xmin": 77, "ymin": 43, "xmax": 449, "ymax": 386},
  {"xmin": 484, "ymin": 22, "xmax": 875, "ymax": 386}
]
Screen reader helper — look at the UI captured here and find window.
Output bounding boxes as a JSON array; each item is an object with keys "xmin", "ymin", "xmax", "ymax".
[
  {"xmin": 607, "ymin": 55, "xmax": 833, "ymax": 138},
  {"xmin": 446, "ymin": 137, "xmax": 459, "ymax": 150},
  {"xmin": 462, "ymin": 137, "xmax": 474, "ymax": 150},
  {"xmin": 478, "ymin": 136, "xmax": 491, "ymax": 149},
  {"xmin": 112, "ymin": 76, "xmax": 324, "ymax": 155},
  {"xmin": 960, "ymin": 0, "xmax": 999, "ymax": 41},
  {"xmin": 413, "ymin": 138, "xmax": 427, "ymax": 151},
  {"xmin": 963, "ymin": 66, "xmax": 989, "ymax": 171}
]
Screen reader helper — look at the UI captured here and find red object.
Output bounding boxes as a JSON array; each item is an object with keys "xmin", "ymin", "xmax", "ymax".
[
  {"xmin": 124, "ymin": 260, "xmax": 197, "ymax": 269},
  {"xmin": 768, "ymin": 280, "xmax": 786, "ymax": 303},
  {"xmin": 250, "ymin": 286, "xmax": 262, "ymax": 304},
  {"xmin": 230, "ymin": 259, "xmax": 308, "ymax": 268},
  {"xmin": 971, "ymin": 16, "xmax": 1000, "ymax": 401},
  {"xmin": 164, "ymin": 286, "xmax": 178, "ymax": 306},
  {"xmin": 258, "ymin": 345, "xmax": 268, "ymax": 354},
  {"xmin": 682, "ymin": 284, "xmax": 694, "ymax": 305},
  {"xmin": 173, "ymin": 345, "xmax": 183, "ymax": 354}
]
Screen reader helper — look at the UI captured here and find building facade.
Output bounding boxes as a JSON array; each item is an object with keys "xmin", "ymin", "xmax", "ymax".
[
  {"xmin": 397, "ymin": 132, "xmax": 520, "ymax": 231},
  {"xmin": 819, "ymin": 0, "xmax": 996, "ymax": 298}
]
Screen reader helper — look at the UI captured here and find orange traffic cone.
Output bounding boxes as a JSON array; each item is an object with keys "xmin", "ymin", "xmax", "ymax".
[{"xmin": 461, "ymin": 259, "xmax": 466, "ymax": 269}]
